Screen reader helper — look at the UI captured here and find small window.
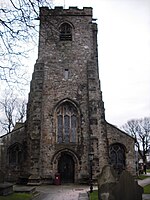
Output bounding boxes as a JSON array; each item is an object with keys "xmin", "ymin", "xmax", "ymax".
[
  {"xmin": 64, "ymin": 69, "xmax": 69, "ymax": 80},
  {"xmin": 60, "ymin": 23, "xmax": 72, "ymax": 41}
]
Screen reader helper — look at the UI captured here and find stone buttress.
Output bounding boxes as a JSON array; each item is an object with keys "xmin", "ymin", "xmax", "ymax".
[{"xmin": 26, "ymin": 6, "xmax": 109, "ymax": 184}]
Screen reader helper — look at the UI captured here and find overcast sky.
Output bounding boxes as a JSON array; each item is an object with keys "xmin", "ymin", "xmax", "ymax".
[
  {"xmin": 51, "ymin": 0, "xmax": 150, "ymax": 127},
  {"xmin": 1, "ymin": 0, "xmax": 149, "ymax": 131}
]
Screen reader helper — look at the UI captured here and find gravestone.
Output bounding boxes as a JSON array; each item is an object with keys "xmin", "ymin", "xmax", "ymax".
[
  {"xmin": 113, "ymin": 170, "xmax": 143, "ymax": 200},
  {"xmin": 98, "ymin": 165, "xmax": 118, "ymax": 200},
  {"xmin": 0, "ymin": 170, "xmax": 13, "ymax": 196},
  {"xmin": 98, "ymin": 165, "xmax": 143, "ymax": 200}
]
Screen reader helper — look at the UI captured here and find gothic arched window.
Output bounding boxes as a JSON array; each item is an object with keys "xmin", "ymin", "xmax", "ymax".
[
  {"xmin": 109, "ymin": 143, "xmax": 126, "ymax": 173},
  {"xmin": 60, "ymin": 23, "xmax": 72, "ymax": 41},
  {"xmin": 56, "ymin": 102, "xmax": 78, "ymax": 143},
  {"xmin": 8, "ymin": 143, "xmax": 23, "ymax": 165}
]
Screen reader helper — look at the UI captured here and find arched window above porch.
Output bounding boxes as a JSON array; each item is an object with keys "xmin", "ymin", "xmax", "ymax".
[{"xmin": 56, "ymin": 101, "xmax": 78, "ymax": 143}]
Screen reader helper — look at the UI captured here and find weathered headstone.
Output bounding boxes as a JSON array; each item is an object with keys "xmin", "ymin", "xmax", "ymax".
[
  {"xmin": 113, "ymin": 170, "xmax": 143, "ymax": 200},
  {"xmin": 0, "ymin": 170, "xmax": 13, "ymax": 196},
  {"xmin": 98, "ymin": 165, "xmax": 143, "ymax": 200},
  {"xmin": 98, "ymin": 165, "xmax": 118, "ymax": 200}
]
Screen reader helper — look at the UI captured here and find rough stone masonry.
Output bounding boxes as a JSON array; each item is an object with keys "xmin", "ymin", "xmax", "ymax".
[{"xmin": 0, "ymin": 7, "xmax": 135, "ymax": 185}]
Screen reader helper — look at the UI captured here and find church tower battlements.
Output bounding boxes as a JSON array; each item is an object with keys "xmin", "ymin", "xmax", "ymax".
[{"xmin": 26, "ymin": 6, "xmax": 109, "ymax": 184}]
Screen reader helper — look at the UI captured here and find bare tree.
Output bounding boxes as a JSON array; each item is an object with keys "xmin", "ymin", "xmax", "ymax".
[
  {"xmin": 0, "ymin": 91, "xmax": 27, "ymax": 134},
  {"xmin": 121, "ymin": 117, "xmax": 150, "ymax": 163},
  {"xmin": 17, "ymin": 99, "xmax": 26, "ymax": 122},
  {"xmin": 0, "ymin": 0, "xmax": 53, "ymax": 84}
]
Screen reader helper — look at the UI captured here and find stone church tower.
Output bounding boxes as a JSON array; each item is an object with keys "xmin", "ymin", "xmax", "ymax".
[
  {"xmin": 27, "ymin": 6, "xmax": 108, "ymax": 184},
  {"xmin": 0, "ymin": 6, "xmax": 135, "ymax": 185}
]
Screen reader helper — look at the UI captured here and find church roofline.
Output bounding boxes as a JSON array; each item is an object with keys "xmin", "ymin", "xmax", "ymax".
[
  {"xmin": 0, "ymin": 122, "xmax": 25, "ymax": 139},
  {"xmin": 106, "ymin": 121, "xmax": 135, "ymax": 141}
]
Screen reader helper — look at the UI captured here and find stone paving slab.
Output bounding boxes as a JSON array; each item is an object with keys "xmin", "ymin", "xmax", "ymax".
[
  {"xmin": 138, "ymin": 174, "xmax": 150, "ymax": 200},
  {"xmin": 138, "ymin": 177, "xmax": 150, "ymax": 187},
  {"xmin": 143, "ymin": 194, "xmax": 150, "ymax": 200},
  {"xmin": 13, "ymin": 185, "xmax": 36, "ymax": 193},
  {"xmin": 78, "ymin": 193, "xmax": 88, "ymax": 200},
  {"xmin": 33, "ymin": 185, "xmax": 89, "ymax": 200}
]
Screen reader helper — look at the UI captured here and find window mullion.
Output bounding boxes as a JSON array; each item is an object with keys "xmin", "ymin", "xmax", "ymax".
[
  {"xmin": 16, "ymin": 150, "xmax": 18, "ymax": 164},
  {"xmin": 69, "ymin": 114, "xmax": 71, "ymax": 142},
  {"xmin": 62, "ymin": 107, "xmax": 64, "ymax": 142}
]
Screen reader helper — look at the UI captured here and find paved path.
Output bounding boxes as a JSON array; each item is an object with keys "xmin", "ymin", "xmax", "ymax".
[
  {"xmin": 15, "ymin": 173, "xmax": 150, "ymax": 200},
  {"xmin": 32, "ymin": 177, "xmax": 150, "ymax": 200},
  {"xmin": 34, "ymin": 185, "xmax": 90, "ymax": 200},
  {"xmin": 138, "ymin": 176, "xmax": 150, "ymax": 200},
  {"xmin": 138, "ymin": 177, "xmax": 150, "ymax": 187}
]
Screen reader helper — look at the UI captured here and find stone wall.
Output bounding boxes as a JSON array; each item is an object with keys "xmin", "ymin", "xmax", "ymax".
[
  {"xmin": 0, "ymin": 7, "xmax": 136, "ymax": 185},
  {"xmin": 107, "ymin": 122, "xmax": 136, "ymax": 175},
  {"xmin": 26, "ymin": 6, "xmax": 108, "ymax": 183},
  {"xmin": 0, "ymin": 123, "xmax": 27, "ymax": 182}
]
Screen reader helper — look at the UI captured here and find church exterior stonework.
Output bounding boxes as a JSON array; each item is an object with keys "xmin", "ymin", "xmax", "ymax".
[{"xmin": 0, "ymin": 7, "xmax": 135, "ymax": 184}]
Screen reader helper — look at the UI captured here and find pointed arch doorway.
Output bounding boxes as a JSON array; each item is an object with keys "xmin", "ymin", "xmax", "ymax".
[{"xmin": 58, "ymin": 153, "xmax": 75, "ymax": 183}]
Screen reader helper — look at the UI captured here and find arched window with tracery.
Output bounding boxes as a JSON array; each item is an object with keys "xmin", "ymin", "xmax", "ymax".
[
  {"xmin": 109, "ymin": 143, "xmax": 126, "ymax": 173},
  {"xmin": 59, "ymin": 23, "xmax": 72, "ymax": 41},
  {"xmin": 8, "ymin": 143, "xmax": 24, "ymax": 165},
  {"xmin": 56, "ymin": 102, "xmax": 78, "ymax": 143}
]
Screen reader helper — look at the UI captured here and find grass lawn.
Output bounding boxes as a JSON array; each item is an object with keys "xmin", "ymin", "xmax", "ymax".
[
  {"xmin": 0, "ymin": 193, "xmax": 32, "ymax": 200},
  {"xmin": 144, "ymin": 184, "xmax": 150, "ymax": 194},
  {"xmin": 138, "ymin": 174, "xmax": 150, "ymax": 180},
  {"xmin": 89, "ymin": 190, "xmax": 98, "ymax": 200}
]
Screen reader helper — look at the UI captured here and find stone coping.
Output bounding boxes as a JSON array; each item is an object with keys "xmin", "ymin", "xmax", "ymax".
[{"xmin": 0, "ymin": 183, "xmax": 13, "ymax": 189}]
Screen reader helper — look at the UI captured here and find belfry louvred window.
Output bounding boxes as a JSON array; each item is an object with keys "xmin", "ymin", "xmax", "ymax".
[
  {"xmin": 60, "ymin": 23, "xmax": 72, "ymax": 41},
  {"xmin": 56, "ymin": 102, "xmax": 78, "ymax": 143}
]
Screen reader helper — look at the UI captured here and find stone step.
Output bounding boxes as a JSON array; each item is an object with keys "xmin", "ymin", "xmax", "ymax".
[
  {"xmin": 13, "ymin": 185, "xmax": 37, "ymax": 195},
  {"xmin": 0, "ymin": 183, "xmax": 13, "ymax": 196}
]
